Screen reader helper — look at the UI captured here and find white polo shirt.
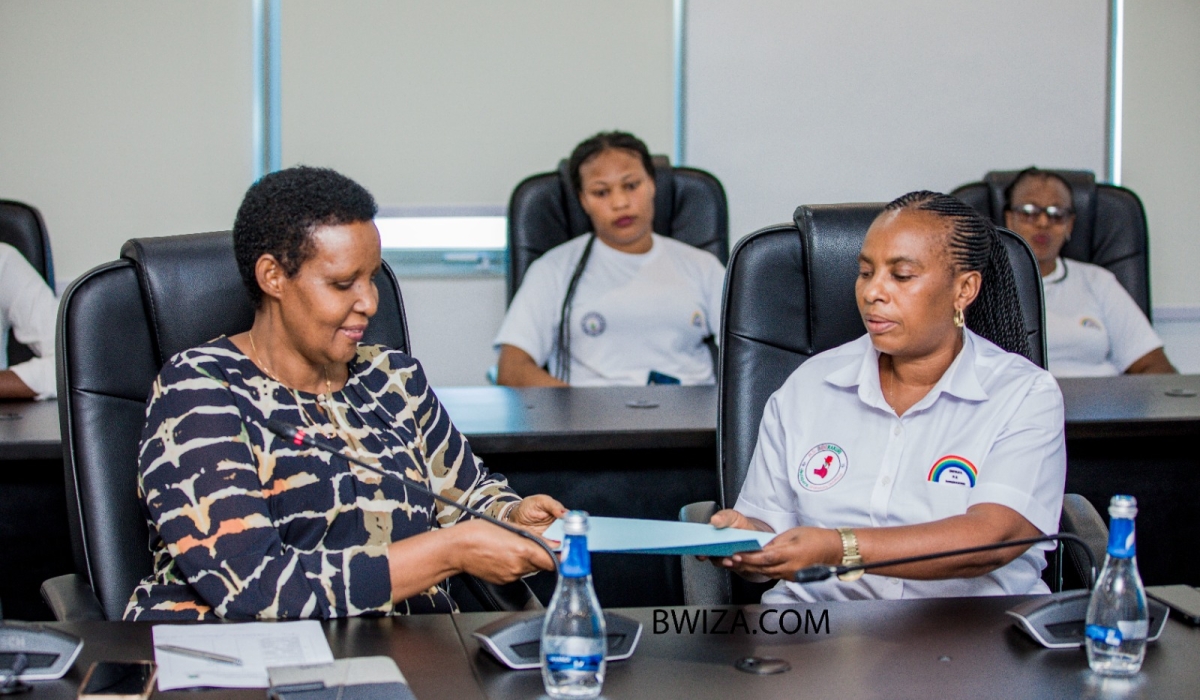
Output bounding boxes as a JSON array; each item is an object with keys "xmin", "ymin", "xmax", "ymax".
[
  {"xmin": 494, "ymin": 233, "xmax": 725, "ymax": 386},
  {"xmin": 735, "ymin": 330, "xmax": 1066, "ymax": 602},
  {"xmin": 1044, "ymin": 257, "xmax": 1163, "ymax": 378},
  {"xmin": 0, "ymin": 243, "xmax": 58, "ymax": 399}
]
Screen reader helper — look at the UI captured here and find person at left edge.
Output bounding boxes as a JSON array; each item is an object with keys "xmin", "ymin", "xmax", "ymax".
[
  {"xmin": 0, "ymin": 242, "xmax": 58, "ymax": 399},
  {"xmin": 710, "ymin": 191, "xmax": 1066, "ymax": 601},
  {"xmin": 124, "ymin": 166, "xmax": 565, "ymax": 621}
]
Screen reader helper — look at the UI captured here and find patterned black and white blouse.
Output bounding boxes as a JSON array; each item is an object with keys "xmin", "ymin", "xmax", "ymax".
[{"xmin": 124, "ymin": 337, "xmax": 520, "ymax": 621}]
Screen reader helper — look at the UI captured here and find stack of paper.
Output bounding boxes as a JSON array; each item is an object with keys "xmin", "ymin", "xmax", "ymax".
[
  {"xmin": 153, "ymin": 620, "xmax": 334, "ymax": 691},
  {"xmin": 542, "ymin": 516, "xmax": 774, "ymax": 556}
]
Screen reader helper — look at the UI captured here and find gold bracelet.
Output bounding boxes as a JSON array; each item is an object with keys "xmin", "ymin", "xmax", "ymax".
[{"xmin": 836, "ymin": 527, "xmax": 864, "ymax": 582}]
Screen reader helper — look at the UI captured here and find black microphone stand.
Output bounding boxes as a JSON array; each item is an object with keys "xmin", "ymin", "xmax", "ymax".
[{"xmin": 793, "ymin": 532, "xmax": 1097, "ymax": 588}]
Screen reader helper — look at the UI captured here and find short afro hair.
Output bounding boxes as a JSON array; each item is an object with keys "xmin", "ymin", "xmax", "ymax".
[{"xmin": 233, "ymin": 166, "xmax": 377, "ymax": 307}]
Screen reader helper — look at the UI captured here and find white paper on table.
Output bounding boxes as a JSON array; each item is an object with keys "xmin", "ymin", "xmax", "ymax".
[
  {"xmin": 543, "ymin": 516, "xmax": 776, "ymax": 556},
  {"xmin": 152, "ymin": 620, "xmax": 334, "ymax": 691}
]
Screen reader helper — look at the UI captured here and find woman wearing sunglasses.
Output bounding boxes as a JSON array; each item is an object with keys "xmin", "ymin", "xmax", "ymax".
[{"xmin": 1004, "ymin": 167, "xmax": 1174, "ymax": 377}]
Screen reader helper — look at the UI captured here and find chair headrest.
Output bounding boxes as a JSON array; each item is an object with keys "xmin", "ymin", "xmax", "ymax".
[
  {"xmin": 795, "ymin": 203, "xmax": 886, "ymax": 353},
  {"xmin": 982, "ymin": 169, "xmax": 1098, "ymax": 240},
  {"xmin": 121, "ymin": 231, "xmax": 255, "ymax": 365}
]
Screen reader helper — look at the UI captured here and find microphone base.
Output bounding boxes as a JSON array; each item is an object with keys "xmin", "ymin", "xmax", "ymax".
[
  {"xmin": 1007, "ymin": 590, "xmax": 1168, "ymax": 649},
  {"xmin": 472, "ymin": 610, "xmax": 642, "ymax": 670}
]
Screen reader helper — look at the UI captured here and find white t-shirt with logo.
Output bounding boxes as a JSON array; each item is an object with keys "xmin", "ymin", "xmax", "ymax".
[
  {"xmin": 1043, "ymin": 257, "xmax": 1163, "ymax": 378},
  {"xmin": 494, "ymin": 233, "xmax": 726, "ymax": 386},
  {"xmin": 735, "ymin": 330, "xmax": 1066, "ymax": 602}
]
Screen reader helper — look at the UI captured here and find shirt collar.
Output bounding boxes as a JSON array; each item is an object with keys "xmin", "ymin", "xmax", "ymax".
[
  {"xmin": 1044, "ymin": 257, "xmax": 1068, "ymax": 284},
  {"xmin": 824, "ymin": 331, "xmax": 989, "ymax": 414}
]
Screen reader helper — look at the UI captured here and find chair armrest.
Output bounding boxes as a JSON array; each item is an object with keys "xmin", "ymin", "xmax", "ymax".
[
  {"xmin": 1060, "ymin": 493, "xmax": 1108, "ymax": 587},
  {"xmin": 40, "ymin": 574, "xmax": 106, "ymax": 622},
  {"xmin": 679, "ymin": 501, "xmax": 718, "ymax": 524},
  {"xmin": 678, "ymin": 501, "xmax": 731, "ymax": 606}
]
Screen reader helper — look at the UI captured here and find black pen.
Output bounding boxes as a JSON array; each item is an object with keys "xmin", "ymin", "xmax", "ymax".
[{"xmin": 154, "ymin": 644, "xmax": 244, "ymax": 666}]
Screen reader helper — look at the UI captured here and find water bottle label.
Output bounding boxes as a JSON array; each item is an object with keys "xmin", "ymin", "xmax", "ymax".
[
  {"xmin": 1117, "ymin": 619, "xmax": 1149, "ymax": 640},
  {"xmin": 545, "ymin": 653, "xmax": 603, "ymax": 672},
  {"xmin": 1085, "ymin": 625, "xmax": 1123, "ymax": 647},
  {"xmin": 1107, "ymin": 518, "xmax": 1136, "ymax": 558}
]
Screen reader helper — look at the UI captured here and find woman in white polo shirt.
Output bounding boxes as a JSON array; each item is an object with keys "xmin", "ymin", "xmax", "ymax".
[
  {"xmin": 710, "ymin": 191, "xmax": 1067, "ymax": 602},
  {"xmin": 1004, "ymin": 167, "xmax": 1174, "ymax": 377},
  {"xmin": 494, "ymin": 131, "xmax": 726, "ymax": 386}
]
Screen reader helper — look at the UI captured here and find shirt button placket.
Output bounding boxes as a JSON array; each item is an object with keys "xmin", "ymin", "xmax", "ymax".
[{"xmin": 870, "ymin": 420, "xmax": 905, "ymax": 522}]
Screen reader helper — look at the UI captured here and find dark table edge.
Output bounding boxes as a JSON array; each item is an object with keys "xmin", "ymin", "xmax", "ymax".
[
  {"xmin": 2, "ymin": 442, "xmax": 62, "ymax": 461},
  {"xmin": 468, "ymin": 430, "xmax": 716, "ymax": 454}
]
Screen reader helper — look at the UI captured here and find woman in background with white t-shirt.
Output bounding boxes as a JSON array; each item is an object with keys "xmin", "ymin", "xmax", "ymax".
[
  {"xmin": 494, "ymin": 131, "xmax": 726, "ymax": 386},
  {"xmin": 1003, "ymin": 167, "xmax": 1175, "ymax": 377}
]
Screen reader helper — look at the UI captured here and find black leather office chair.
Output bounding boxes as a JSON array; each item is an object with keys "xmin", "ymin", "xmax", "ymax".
[
  {"xmin": 41, "ymin": 230, "xmax": 535, "ymax": 621},
  {"xmin": 952, "ymin": 170, "xmax": 1152, "ymax": 319},
  {"xmin": 506, "ymin": 155, "xmax": 729, "ymax": 303},
  {"xmin": 0, "ymin": 200, "xmax": 55, "ymax": 365},
  {"xmin": 680, "ymin": 203, "xmax": 1100, "ymax": 605}
]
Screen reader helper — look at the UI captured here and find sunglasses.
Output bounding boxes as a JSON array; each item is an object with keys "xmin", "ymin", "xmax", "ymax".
[{"xmin": 1009, "ymin": 203, "xmax": 1075, "ymax": 223}]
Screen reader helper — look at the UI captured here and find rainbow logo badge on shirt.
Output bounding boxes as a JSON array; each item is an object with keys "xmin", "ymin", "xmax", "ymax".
[
  {"xmin": 691, "ymin": 310, "xmax": 705, "ymax": 328},
  {"xmin": 927, "ymin": 455, "xmax": 977, "ymax": 487}
]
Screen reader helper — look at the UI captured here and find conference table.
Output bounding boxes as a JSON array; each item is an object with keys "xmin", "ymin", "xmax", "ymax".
[
  {"xmin": 24, "ymin": 597, "xmax": 1200, "ymax": 699},
  {"xmin": 2, "ymin": 375, "xmax": 1199, "ymax": 618}
]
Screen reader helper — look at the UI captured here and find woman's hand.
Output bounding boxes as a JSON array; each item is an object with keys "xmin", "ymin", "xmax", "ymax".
[
  {"xmin": 709, "ymin": 508, "xmax": 774, "ymax": 533},
  {"xmin": 698, "ymin": 509, "xmax": 775, "ymax": 569},
  {"xmin": 507, "ymin": 495, "xmax": 568, "ymax": 534},
  {"xmin": 717, "ymin": 526, "xmax": 842, "ymax": 581},
  {"xmin": 450, "ymin": 519, "xmax": 558, "ymax": 584}
]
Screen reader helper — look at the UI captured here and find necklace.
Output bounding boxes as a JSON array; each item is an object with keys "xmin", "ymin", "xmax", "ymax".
[{"xmin": 248, "ymin": 329, "xmax": 333, "ymax": 397}]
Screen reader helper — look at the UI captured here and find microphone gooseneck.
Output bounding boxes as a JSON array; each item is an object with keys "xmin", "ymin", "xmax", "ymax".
[
  {"xmin": 263, "ymin": 419, "xmax": 560, "ymax": 575},
  {"xmin": 793, "ymin": 532, "xmax": 1097, "ymax": 589}
]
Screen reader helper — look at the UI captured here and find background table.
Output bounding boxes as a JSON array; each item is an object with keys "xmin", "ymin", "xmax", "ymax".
[
  {"xmin": 0, "ymin": 400, "xmax": 71, "ymax": 621},
  {"xmin": 438, "ymin": 386, "xmax": 721, "ymax": 609}
]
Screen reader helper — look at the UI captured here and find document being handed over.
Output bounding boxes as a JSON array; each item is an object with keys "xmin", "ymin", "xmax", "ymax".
[
  {"xmin": 543, "ymin": 516, "xmax": 775, "ymax": 556},
  {"xmin": 153, "ymin": 620, "xmax": 334, "ymax": 691}
]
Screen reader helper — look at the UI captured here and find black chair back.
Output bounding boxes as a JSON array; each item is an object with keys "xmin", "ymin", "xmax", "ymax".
[
  {"xmin": 718, "ymin": 204, "xmax": 1045, "ymax": 510},
  {"xmin": 952, "ymin": 170, "xmax": 1152, "ymax": 318},
  {"xmin": 1, "ymin": 200, "xmax": 55, "ymax": 365},
  {"xmin": 58, "ymin": 231, "xmax": 409, "ymax": 620},
  {"xmin": 506, "ymin": 155, "xmax": 729, "ymax": 302}
]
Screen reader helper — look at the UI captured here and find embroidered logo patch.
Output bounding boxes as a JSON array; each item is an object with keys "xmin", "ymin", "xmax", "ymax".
[
  {"xmin": 691, "ymin": 310, "xmax": 705, "ymax": 328},
  {"xmin": 798, "ymin": 443, "xmax": 848, "ymax": 492},
  {"xmin": 580, "ymin": 312, "xmax": 606, "ymax": 337},
  {"xmin": 927, "ymin": 455, "xmax": 977, "ymax": 487}
]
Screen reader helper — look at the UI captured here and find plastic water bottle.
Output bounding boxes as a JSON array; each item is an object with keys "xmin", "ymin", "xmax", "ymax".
[
  {"xmin": 1085, "ymin": 495, "xmax": 1149, "ymax": 675},
  {"xmin": 541, "ymin": 510, "xmax": 606, "ymax": 699}
]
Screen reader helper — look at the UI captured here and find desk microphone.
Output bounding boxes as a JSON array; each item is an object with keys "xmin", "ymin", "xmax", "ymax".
[
  {"xmin": 790, "ymin": 532, "xmax": 1169, "ymax": 649},
  {"xmin": 262, "ymin": 419, "xmax": 643, "ymax": 670}
]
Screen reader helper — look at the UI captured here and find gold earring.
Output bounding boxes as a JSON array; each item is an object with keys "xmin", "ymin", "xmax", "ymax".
[{"xmin": 953, "ymin": 307, "xmax": 965, "ymax": 328}]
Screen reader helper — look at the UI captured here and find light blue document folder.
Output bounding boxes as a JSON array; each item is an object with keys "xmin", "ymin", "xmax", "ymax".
[{"xmin": 542, "ymin": 516, "xmax": 775, "ymax": 557}]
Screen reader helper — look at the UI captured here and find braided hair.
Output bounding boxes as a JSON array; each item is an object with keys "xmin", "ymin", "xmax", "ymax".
[
  {"xmin": 552, "ymin": 131, "xmax": 655, "ymax": 382},
  {"xmin": 883, "ymin": 191, "xmax": 1031, "ymax": 358}
]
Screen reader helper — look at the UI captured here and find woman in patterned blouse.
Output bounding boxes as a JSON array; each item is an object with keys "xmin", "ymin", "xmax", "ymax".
[{"xmin": 125, "ymin": 167, "xmax": 565, "ymax": 621}]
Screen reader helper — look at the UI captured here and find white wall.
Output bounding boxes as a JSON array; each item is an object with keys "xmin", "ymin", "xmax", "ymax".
[
  {"xmin": 683, "ymin": 0, "xmax": 1110, "ymax": 241},
  {"xmin": 0, "ymin": 0, "xmax": 254, "ymax": 285},
  {"xmin": 278, "ymin": 0, "xmax": 674, "ymax": 385},
  {"xmin": 1123, "ymin": 0, "xmax": 1200, "ymax": 310}
]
